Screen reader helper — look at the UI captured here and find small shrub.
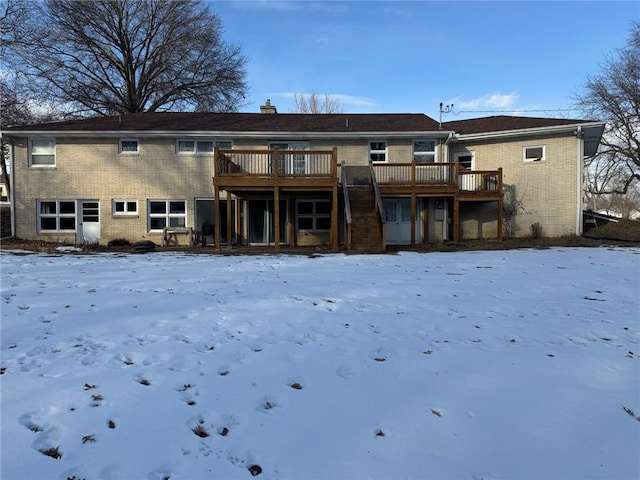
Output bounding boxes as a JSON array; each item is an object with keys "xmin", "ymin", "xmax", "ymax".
[
  {"xmin": 107, "ymin": 238, "xmax": 131, "ymax": 247},
  {"xmin": 530, "ymin": 222, "xmax": 544, "ymax": 239}
]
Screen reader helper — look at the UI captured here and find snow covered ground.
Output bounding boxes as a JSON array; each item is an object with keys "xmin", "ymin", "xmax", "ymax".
[{"xmin": 1, "ymin": 247, "xmax": 639, "ymax": 480}]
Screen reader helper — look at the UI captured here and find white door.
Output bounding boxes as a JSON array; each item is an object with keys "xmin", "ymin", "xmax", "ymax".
[
  {"xmin": 455, "ymin": 151, "xmax": 477, "ymax": 191},
  {"xmin": 77, "ymin": 200, "xmax": 100, "ymax": 243},
  {"xmin": 269, "ymin": 141, "xmax": 309, "ymax": 174},
  {"xmin": 384, "ymin": 199, "xmax": 412, "ymax": 245}
]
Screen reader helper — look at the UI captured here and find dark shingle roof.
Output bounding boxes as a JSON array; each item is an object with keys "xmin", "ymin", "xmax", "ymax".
[
  {"xmin": 442, "ymin": 115, "xmax": 598, "ymax": 135},
  {"xmin": 2, "ymin": 112, "xmax": 442, "ymax": 133}
]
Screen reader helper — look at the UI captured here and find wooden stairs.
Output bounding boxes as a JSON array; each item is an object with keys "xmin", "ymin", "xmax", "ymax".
[{"xmin": 342, "ymin": 165, "xmax": 385, "ymax": 252}]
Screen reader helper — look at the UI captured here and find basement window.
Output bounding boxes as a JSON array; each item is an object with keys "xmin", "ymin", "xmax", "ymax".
[
  {"xmin": 148, "ymin": 200, "xmax": 187, "ymax": 231},
  {"xmin": 524, "ymin": 145, "xmax": 546, "ymax": 163},
  {"xmin": 112, "ymin": 199, "xmax": 138, "ymax": 216},
  {"xmin": 37, "ymin": 200, "xmax": 76, "ymax": 232},
  {"xmin": 296, "ymin": 200, "xmax": 331, "ymax": 231}
]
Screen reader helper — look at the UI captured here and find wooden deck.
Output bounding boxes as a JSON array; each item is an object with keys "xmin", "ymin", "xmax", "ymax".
[
  {"xmin": 212, "ymin": 150, "xmax": 504, "ymax": 250},
  {"xmin": 374, "ymin": 162, "xmax": 503, "ymax": 199},
  {"xmin": 213, "ymin": 148, "xmax": 339, "ymax": 190}
]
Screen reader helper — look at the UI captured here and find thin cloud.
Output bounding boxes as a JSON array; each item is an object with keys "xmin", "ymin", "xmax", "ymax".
[{"xmin": 454, "ymin": 92, "xmax": 520, "ymax": 111}]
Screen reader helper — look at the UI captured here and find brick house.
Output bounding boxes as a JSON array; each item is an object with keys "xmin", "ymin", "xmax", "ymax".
[{"xmin": 1, "ymin": 104, "xmax": 604, "ymax": 251}]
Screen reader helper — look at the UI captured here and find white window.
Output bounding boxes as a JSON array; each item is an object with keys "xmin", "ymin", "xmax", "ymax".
[
  {"xmin": 176, "ymin": 139, "xmax": 232, "ymax": 154},
  {"xmin": 369, "ymin": 141, "xmax": 387, "ymax": 163},
  {"xmin": 413, "ymin": 140, "xmax": 436, "ymax": 163},
  {"xmin": 148, "ymin": 200, "xmax": 186, "ymax": 231},
  {"xmin": 112, "ymin": 199, "xmax": 138, "ymax": 216},
  {"xmin": 524, "ymin": 145, "xmax": 545, "ymax": 162},
  {"xmin": 30, "ymin": 139, "xmax": 56, "ymax": 167},
  {"xmin": 296, "ymin": 200, "xmax": 331, "ymax": 231},
  {"xmin": 119, "ymin": 139, "xmax": 139, "ymax": 154},
  {"xmin": 37, "ymin": 200, "xmax": 76, "ymax": 232},
  {"xmin": 216, "ymin": 140, "xmax": 233, "ymax": 149},
  {"xmin": 455, "ymin": 151, "xmax": 475, "ymax": 170}
]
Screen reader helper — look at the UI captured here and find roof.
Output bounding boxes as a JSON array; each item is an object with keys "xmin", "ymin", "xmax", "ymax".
[
  {"xmin": 442, "ymin": 115, "xmax": 598, "ymax": 135},
  {"xmin": 1, "ymin": 112, "xmax": 442, "ymax": 134}
]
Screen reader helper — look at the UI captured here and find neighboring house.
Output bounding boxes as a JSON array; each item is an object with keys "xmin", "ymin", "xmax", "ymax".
[
  {"xmin": 1, "ymin": 103, "xmax": 604, "ymax": 251},
  {"xmin": 0, "ymin": 179, "xmax": 8, "ymax": 203}
]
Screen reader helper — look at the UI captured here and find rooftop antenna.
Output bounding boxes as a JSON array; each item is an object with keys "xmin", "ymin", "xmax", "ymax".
[{"xmin": 439, "ymin": 102, "xmax": 454, "ymax": 129}]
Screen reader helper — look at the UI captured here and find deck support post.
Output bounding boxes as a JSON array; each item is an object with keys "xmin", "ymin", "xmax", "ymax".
[
  {"xmin": 331, "ymin": 184, "xmax": 339, "ymax": 251},
  {"xmin": 274, "ymin": 186, "xmax": 280, "ymax": 252},
  {"xmin": 226, "ymin": 191, "xmax": 233, "ymax": 246},
  {"xmin": 453, "ymin": 196, "xmax": 460, "ymax": 243},
  {"xmin": 497, "ymin": 168, "xmax": 504, "ymax": 241},
  {"xmin": 410, "ymin": 193, "xmax": 417, "ymax": 247},
  {"xmin": 497, "ymin": 197, "xmax": 504, "ymax": 241},
  {"xmin": 214, "ymin": 186, "xmax": 222, "ymax": 252}
]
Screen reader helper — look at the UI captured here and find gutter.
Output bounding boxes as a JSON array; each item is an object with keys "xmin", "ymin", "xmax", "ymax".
[
  {"xmin": 454, "ymin": 122, "xmax": 605, "ymax": 142},
  {"xmin": 1, "ymin": 130, "xmax": 456, "ymax": 140}
]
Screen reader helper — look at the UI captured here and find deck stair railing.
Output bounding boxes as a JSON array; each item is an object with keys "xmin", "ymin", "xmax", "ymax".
[{"xmin": 341, "ymin": 161, "xmax": 352, "ymax": 251}]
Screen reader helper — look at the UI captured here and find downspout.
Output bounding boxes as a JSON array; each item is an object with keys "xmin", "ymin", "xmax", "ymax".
[
  {"xmin": 575, "ymin": 126, "xmax": 583, "ymax": 236},
  {"xmin": 444, "ymin": 132, "xmax": 455, "ymax": 162}
]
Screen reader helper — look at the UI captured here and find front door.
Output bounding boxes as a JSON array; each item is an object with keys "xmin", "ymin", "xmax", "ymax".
[
  {"xmin": 77, "ymin": 200, "xmax": 100, "ymax": 243},
  {"xmin": 383, "ymin": 198, "xmax": 412, "ymax": 245}
]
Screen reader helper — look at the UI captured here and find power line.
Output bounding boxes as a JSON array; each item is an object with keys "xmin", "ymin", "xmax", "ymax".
[{"xmin": 453, "ymin": 108, "xmax": 577, "ymax": 114}]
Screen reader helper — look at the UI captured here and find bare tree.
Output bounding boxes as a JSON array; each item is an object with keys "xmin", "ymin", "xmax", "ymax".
[
  {"xmin": 576, "ymin": 21, "xmax": 640, "ymax": 211},
  {"xmin": 290, "ymin": 92, "xmax": 344, "ymax": 113},
  {"xmin": 11, "ymin": 0, "xmax": 248, "ymax": 115}
]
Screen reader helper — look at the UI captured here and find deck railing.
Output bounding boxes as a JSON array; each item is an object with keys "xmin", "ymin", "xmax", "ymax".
[
  {"xmin": 373, "ymin": 162, "xmax": 456, "ymax": 185},
  {"xmin": 373, "ymin": 162, "xmax": 502, "ymax": 193},
  {"xmin": 215, "ymin": 148, "xmax": 338, "ymax": 178},
  {"xmin": 458, "ymin": 169, "xmax": 502, "ymax": 193}
]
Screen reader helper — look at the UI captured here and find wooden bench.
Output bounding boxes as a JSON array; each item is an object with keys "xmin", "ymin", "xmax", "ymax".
[{"xmin": 162, "ymin": 227, "xmax": 195, "ymax": 247}]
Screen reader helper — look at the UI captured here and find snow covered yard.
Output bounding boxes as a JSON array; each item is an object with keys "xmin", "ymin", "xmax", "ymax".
[{"xmin": 1, "ymin": 247, "xmax": 639, "ymax": 480}]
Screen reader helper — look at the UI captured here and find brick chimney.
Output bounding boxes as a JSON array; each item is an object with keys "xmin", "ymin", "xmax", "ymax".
[{"xmin": 260, "ymin": 99, "xmax": 277, "ymax": 114}]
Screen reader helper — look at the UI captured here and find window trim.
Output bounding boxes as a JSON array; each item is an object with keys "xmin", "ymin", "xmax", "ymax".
[
  {"xmin": 296, "ymin": 199, "xmax": 331, "ymax": 232},
  {"xmin": 29, "ymin": 138, "xmax": 56, "ymax": 167},
  {"xmin": 369, "ymin": 140, "xmax": 388, "ymax": 163},
  {"xmin": 523, "ymin": 145, "xmax": 546, "ymax": 163},
  {"xmin": 119, "ymin": 138, "xmax": 139, "ymax": 155},
  {"xmin": 147, "ymin": 199, "xmax": 187, "ymax": 232},
  {"xmin": 37, "ymin": 199, "xmax": 76, "ymax": 233},
  {"xmin": 112, "ymin": 199, "xmax": 139, "ymax": 216},
  {"xmin": 176, "ymin": 138, "xmax": 233, "ymax": 154},
  {"xmin": 413, "ymin": 139, "xmax": 437, "ymax": 163}
]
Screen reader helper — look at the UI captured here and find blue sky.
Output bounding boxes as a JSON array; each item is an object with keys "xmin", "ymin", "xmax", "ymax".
[{"xmin": 212, "ymin": 1, "xmax": 639, "ymax": 120}]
